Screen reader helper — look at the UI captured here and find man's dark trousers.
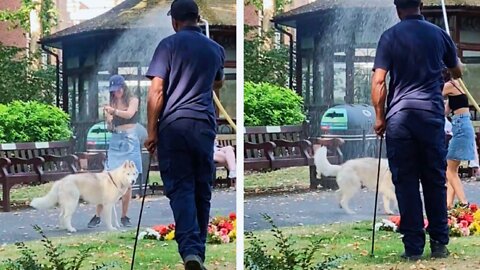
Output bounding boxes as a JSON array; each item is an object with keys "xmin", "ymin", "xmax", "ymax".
[
  {"xmin": 386, "ymin": 109, "xmax": 449, "ymax": 256},
  {"xmin": 157, "ymin": 118, "xmax": 216, "ymax": 261}
]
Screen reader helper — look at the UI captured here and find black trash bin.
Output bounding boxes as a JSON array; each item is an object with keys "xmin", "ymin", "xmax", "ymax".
[{"xmin": 319, "ymin": 104, "xmax": 385, "ymax": 161}]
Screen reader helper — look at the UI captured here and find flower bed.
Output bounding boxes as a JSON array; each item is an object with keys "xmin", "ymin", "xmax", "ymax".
[
  {"xmin": 139, "ymin": 212, "xmax": 236, "ymax": 244},
  {"xmin": 376, "ymin": 203, "xmax": 480, "ymax": 237}
]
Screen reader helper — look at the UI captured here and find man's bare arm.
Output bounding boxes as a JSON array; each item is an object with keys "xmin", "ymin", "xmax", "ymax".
[
  {"xmin": 213, "ymin": 79, "xmax": 224, "ymax": 91},
  {"xmin": 145, "ymin": 77, "xmax": 165, "ymax": 153},
  {"xmin": 371, "ymin": 68, "xmax": 388, "ymax": 136}
]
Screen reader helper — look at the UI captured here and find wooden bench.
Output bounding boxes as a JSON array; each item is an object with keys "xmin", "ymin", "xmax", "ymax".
[
  {"xmin": 244, "ymin": 124, "xmax": 344, "ymax": 189},
  {"xmin": 0, "ymin": 140, "xmax": 104, "ymax": 212}
]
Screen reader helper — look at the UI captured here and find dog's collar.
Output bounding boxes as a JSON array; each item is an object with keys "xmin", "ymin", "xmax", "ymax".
[{"xmin": 107, "ymin": 172, "xmax": 119, "ymax": 189}]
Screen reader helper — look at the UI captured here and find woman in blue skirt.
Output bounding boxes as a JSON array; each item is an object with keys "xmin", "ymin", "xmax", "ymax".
[
  {"xmin": 443, "ymin": 70, "xmax": 474, "ymax": 209},
  {"xmin": 88, "ymin": 75, "xmax": 143, "ymax": 228}
]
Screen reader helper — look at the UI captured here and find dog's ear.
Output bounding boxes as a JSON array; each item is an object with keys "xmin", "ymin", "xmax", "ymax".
[{"xmin": 123, "ymin": 161, "xmax": 129, "ymax": 169}]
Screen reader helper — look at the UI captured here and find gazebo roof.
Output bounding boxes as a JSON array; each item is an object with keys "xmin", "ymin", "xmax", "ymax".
[
  {"xmin": 274, "ymin": 0, "xmax": 480, "ymax": 25},
  {"xmin": 40, "ymin": 0, "xmax": 235, "ymax": 47}
]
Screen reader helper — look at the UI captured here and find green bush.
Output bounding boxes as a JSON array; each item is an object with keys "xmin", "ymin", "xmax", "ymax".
[
  {"xmin": 0, "ymin": 101, "xmax": 72, "ymax": 143},
  {"xmin": 244, "ymin": 82, "xmax": 305, "ymax": 126},
  {"xmin": 245, "ymin": 214, "xmax": 348, "ymax": 270}
]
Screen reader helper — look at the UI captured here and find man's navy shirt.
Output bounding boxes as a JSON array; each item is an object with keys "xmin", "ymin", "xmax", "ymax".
[
  {"xmin": 373, "ymin": 14, "xmax": 458, "ymax": 120},
  {"xmin": 146, "ymin": 26, "xmax": 225, "ymax": 133}
]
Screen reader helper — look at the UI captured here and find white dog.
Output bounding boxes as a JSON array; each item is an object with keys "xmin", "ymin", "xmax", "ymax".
[
  {"xmin": 30, "ymin": 160, "xmax": 138, "ymax": 232},
  {"xmin": 314, "ymin": 146, "xmax": 397, "ymax": 215}
]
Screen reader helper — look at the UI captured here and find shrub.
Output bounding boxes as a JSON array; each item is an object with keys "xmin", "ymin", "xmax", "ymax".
[
  {"xmin": 245, "ymin": 214, "xmax": 349, "ymax": 270},
  {"xmin": 245, "ymin": 27, "xmax": 291, "ymax": 87},
  {"xmin": 0, "ymin": 44, "xmax": 57, "ymax": 105},
  {"xmin": 2, "ymin": 225, "xmax": 114, "ymax": 270},
  {"xmin": 244, "ymin": 82, "xmax": 305, "ymax": 126},
  {"xmin": 0, "ymin": 101, "xmax": 72, "ymax": 143}
]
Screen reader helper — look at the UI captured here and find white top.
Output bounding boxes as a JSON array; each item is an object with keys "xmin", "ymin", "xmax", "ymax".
[{"xmin": 445, "ymin": 117, "xmax": 453, "ymax": 135}]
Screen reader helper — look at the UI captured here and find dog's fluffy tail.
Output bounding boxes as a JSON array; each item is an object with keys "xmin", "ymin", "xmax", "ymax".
[
  {"xmin": 30, "ymin": 182, "xmax": 60, "ymax": 210},
  {"xmin": 314, "ymin": 146, "xmax": 341, "ymax": 177}
]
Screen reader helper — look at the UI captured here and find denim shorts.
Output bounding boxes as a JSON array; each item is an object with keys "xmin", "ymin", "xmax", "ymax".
[
  {"xmin": 107, "ymin": 128, "xmax": 142, "ymax": 172},
  {"xmin": 447, "ymin": 113, "xmax": 476, "ymax": 161}
]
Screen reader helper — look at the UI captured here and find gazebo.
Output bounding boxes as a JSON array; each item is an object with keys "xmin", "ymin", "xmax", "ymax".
[
  {"xmin": 40, "ymin": 0, "xmax": 236, "ymax": 150},
  {"xmin": 273, "ymin": 0, "xmax": 480, "ymax": 136}
]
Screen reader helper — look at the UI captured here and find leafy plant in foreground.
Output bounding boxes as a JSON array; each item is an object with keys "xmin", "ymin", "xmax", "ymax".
[
  {"xmin": 2, "ymin": 225, "xmax": 116, "ymax": 270},
  {"xmin": 245, "ymin": 214, "xmax": 349, "ymax": 270}
]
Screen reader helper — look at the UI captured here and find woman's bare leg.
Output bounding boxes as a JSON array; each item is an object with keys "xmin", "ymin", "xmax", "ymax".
[
  {"xmin": 221, "ymin": 146, "xmax": 237, "ymax": 173},
  {"xmin": 446, "ymin": 159, "xmax": 468, "ymax": 207}
]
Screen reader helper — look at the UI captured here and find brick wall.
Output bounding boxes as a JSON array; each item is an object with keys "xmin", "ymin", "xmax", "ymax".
[{"xmin": 0, "ymin": 0, "xmax": 27, "ymax": 48}]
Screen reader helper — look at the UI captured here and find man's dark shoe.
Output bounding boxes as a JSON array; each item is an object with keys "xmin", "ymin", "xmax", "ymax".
[
  {"xmin": 121, "ymin": 216, "xmax": 132, "ymax": 227},
  {"xmin": 184, "ymin": 255, "xmax": 206, "ymax": 270},
  {"xmin": 430, "ymin": 240, "xmax": 450, "ymax": 258},
  {"xmin": 400, "ymin": 252, "xmax": 422, "ymax": 261},
  {"xmin": 87, "ymin": 215, "xmax": 101, "ymax": 228}
]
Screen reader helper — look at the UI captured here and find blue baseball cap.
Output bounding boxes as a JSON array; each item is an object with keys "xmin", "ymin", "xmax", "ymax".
[{"xmin": 109, "ymin": 75, "xmax": 125, "ymax": 92}]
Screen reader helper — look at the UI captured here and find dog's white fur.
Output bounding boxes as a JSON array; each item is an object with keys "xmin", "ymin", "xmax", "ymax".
[
  {"xmin": 30, "ymin": 160, "xmax": 138, "ymax": 232},
  {"xmin": 314, "ymin": 146, "xmax": 397, "ymax": 215}
]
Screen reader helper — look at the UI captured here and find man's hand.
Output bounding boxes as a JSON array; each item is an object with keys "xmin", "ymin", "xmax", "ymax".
[
  {"xmin": 374, "ymin": 117, "xmax": 386, "ymax": 137},
  {"xmin": 144, "ymin": 135, "xmax": 157, "ymax": 155}
]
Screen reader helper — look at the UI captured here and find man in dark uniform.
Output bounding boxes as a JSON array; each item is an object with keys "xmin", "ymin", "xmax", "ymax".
[
  {"xmin": 144, "ymin": 0, "xmax": 225, "ymax": 269},
  {"xmin": 371, "ymin": 0, "xmax": 462, "ymax": 260}
]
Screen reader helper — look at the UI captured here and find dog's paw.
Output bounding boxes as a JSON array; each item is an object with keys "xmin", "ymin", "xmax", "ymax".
[
  {"xmin": 107, "ymin": 227, "xmax": 118, "ymax": 231},
  {"xmin": 67, "ymin": 228, "xmax": 77, "ymax": 233}
]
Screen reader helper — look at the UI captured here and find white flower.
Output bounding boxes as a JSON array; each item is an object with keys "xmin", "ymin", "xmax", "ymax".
[
  {"xmin": 139, "ymin": 228, "xmax": 161, "ymax": 240},
  {"xmin": 375, "ymin": 219, "xmax": 398, "ymax": 232}
]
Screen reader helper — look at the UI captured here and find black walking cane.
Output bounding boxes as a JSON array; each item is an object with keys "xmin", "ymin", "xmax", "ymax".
[
  {"xmin": 370, "ymin": 134, "xmax": 384, "ymax": 257},
  {"xmin": 130, "ymin": 153, "xmax": 153, "ymax": 270}
]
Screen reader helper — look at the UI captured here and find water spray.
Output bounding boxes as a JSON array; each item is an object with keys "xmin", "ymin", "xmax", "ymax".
[{"xmin": 440, "ymin": 0, "xmax": 480, "ymax": 113}]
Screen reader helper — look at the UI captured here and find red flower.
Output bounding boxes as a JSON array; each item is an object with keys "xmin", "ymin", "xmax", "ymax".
[
  {"xmin": 153, "ymin": 225, "xmax": 168, "ymax": 235},
  {"xmin": 168, "ymin": 224, "xmax": 176, "ymax": 230},
  {"xmin": 389, "ymin": 216, "xmax": 401, "ymax": 226},
  {"xmin": 463, "ymin": 214, "xmax": 474, "ymax": 224},
  {"xmin": 470, "ymin": 203, "xmax": 478, "ymax": 213},
  {"xmin": 229, "ymin": 212, "xmax": 236, "ymax": 221},
  {"xmin": 460, "ymin": 220, "xmax": 469, "ymax": 228},
  {"xmin": 220, "ymin": 228, "xmax": 229, "ymax": 236}
]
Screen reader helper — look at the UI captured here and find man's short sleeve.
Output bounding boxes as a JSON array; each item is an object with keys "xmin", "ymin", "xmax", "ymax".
[
  {"xmin": 215, "ymin": 46, "xmax": 226, "ymax": 81},
  {"xmin": 442, "ymin": 32, "xmax": 458, "ymax": 69},
  {"xmin": 146, "ymin": 40, "xmax": 171, "ymax": 80},
  {"xmin": 373, "ymin": 33, "xmax": 392, "ymax": 72}
]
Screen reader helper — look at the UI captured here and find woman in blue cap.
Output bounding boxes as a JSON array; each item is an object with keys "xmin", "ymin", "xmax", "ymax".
[{"xmin": 88, "ymin": 74, "xmax": 143, "ymax": 228}]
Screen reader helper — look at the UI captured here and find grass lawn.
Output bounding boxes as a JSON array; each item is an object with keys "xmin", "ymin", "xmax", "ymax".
[
  {"xmin": 247, "ymin": 222, "xmax": 480, "ymax": 269},
  {"xmin": 244, "ymin": 167, "xmax": 310, "ymax": 192},
  {"xmin": 0, "ymin": 230, "xmax": 235, "ymax": 270}
]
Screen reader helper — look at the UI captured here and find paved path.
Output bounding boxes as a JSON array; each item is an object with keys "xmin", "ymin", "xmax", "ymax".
[
  {"xmin": 0, "ymin": 190, "xmax": 235, "ymax": 244},
  {"xmin": 245, "ymin": 181, "xmax": 480, "ymax": 231}
]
